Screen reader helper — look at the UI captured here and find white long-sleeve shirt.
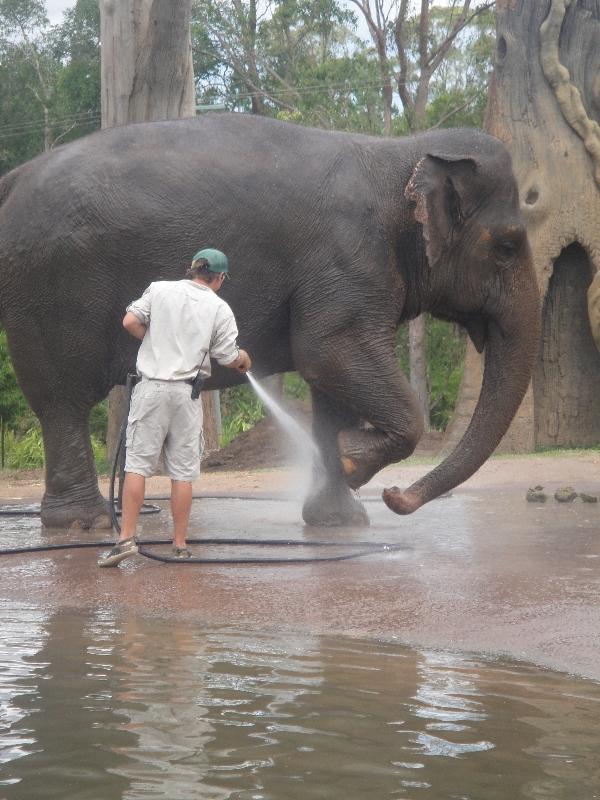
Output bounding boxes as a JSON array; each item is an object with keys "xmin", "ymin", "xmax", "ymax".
[{"xmin": 126, "ymin": 280, "xmax": 240, "ymax": 381}]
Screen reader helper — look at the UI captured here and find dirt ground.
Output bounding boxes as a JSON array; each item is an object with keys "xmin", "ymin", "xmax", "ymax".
[
  {"xmin": 202, "ymin": 411, "xmax": 444, "ymax": 472},
  {"xmin": 0, "ymin": 412, "xmax": 444, "ymax": 501},
  {"xmin": 0, "ymin": 444, "xmax": 598, "ymax": 502}
]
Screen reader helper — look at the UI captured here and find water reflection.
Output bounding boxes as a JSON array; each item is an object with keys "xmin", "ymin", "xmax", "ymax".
[
  {"xmin": 0, "ymin": 602, "xmax": 49, "ymax": 775},
  {"xmin": 0, "ymin": 606, "xmax": 599, "ymax": 799}
]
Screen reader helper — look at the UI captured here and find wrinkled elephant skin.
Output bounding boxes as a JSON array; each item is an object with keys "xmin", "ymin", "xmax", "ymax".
[{"xmin": 0, "ymin": 115, "xmax": 540, "ymax": 529}]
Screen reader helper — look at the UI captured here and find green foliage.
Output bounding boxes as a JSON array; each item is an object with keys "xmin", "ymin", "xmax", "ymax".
[
  {"xmin": 49, "ymin": 0, "xmax": 101, "ymax": 145},
  {"xmin": 90, "ymin": 434, "xmax": 108, "ymax": 473},
  {"xmin": 192, "ymin": 0, "xmax": 386, "ymax": 130},
  {"xmin": 89, "ymin": 400, "xmax": 107, "ymax": 442},
  {"xmin": 0, "ymin": 329, "xmax": 28, "ymax": 427},
  {"xmin": 396, "ymin": 316, "xmax": 466, "ymax": 431},
  {"xmin": 283, "ymin": 371, "xmax": 309, "ymax": 400},
  {"xmin": 0, "ymin": 0, "xmax": 100, "ymax": 175},
  {"xmin": 219, "ymin": 385, "xmax": 265, "ymax": 447},
  {"xmin": 426, "ymin": 318, "xmax": 465, "ymax": 431},
  {"xmin": 5, "ymin": 424, "xmax": 44, "ymax": 468},
  {"xmin": 423, "ymin": 7, "xmax": 495, "ymax": 131},
  {"xmin": 191, "ymin": 0, "xmax": 494, "ymax": 136},
  {"xmin": 2, "ymin": 422, "xmax": 107, "ymax": 471}
]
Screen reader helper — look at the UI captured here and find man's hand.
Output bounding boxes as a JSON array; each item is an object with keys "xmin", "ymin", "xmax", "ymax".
[
  {"xmin": 123, "ymin": 312, "xmax": 147, "ymax": 341},
  {"xmin": 228, "ymin": 349, "xmax": 252, "ymax": 373}
]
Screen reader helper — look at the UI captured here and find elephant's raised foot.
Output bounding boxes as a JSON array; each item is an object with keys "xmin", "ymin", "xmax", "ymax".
[
  {"xmin": 302, "ymin": 486, "xmax": 370, "ymax": 528},
  {"xmin": 41, "ymin": 495, "xmax": 112, "ymax": 531},
  {"xmin": 337, "ymin": 430, "xmax": 382, "ymax": 489}
]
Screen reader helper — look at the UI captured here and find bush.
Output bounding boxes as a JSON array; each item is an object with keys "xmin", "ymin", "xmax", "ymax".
[
  {"xmin": 283, "ymin": 372, "xmax": 310, "ymax": 401},
  {"xmin": 5, "ymin": 426, "xmax": 45, "ymax": 469},
  {"xmin": 218, "ymin": 373, "xmax": 312, "ymax": 448},
  {"xmin": 219, "ymin": 385, "xmax": 265, "ymax": 447},
  {"xmin": 2, "ymin": 423, "xmax": 108, "ymax": 472}
]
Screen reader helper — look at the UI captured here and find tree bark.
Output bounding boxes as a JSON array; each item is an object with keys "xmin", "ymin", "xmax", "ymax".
[
  {"xmin": 445, "ymin": 0, "xmax": 600, "ymax": 453},
  {"xmin": 100, "ymin": 0, "xmax": 220, "ymax": 457},
  {"xmin": 408, "ymin": 315, "xmax": 430, "ymax": 430},
  {"xmin": 100, "ymin": 0, "xmax": 195, "ymax": 126}
]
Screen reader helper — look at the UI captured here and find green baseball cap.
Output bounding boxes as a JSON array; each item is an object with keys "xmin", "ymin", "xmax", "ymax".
[{"xmin": 191, "ymin": 248, "xmax": 229, "ymax": 273}]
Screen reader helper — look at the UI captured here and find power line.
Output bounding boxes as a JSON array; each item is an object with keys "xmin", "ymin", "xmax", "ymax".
[
  {"xmin": 0, "ymin": 78, "xmax": 381, "ymax": 138},
  {"xmin": 0, "ymin": 79, "xmax": 390, "ymax": 140},
  {"xmin": 224, "ymin": 77, "xmax": 397, "ymax": 101},
  {"xmin": 0, "ymin": 76, "xmax": 482, "ymax": 143},
  {"xmin": 0, "ymin": 114, "xmax": 100, "ymax": 143},
  {"xmin": 0, "ymin": 109, "xmax": 100, "ymax": 136}
]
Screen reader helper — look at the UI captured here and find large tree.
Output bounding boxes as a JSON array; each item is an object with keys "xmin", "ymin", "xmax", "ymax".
[
  {"xmin": 192, "ymin": 0, "xmax": 383, "ymax": 130},
  {"xmin": 349, "ymin": 0, "xmax": 495, "ymax": 429},
  {"xmin": 100, "ymin": 0, "xmax": 220, "ymax": 454},
  {"xmin": 446, "ymin": 0, "xmax": 600, "ymax": 452}
]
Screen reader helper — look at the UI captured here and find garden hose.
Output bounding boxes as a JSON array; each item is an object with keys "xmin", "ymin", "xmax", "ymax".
[
  {"xmin": 0, "ymin": 537, "xmax": 405, "ymax": 563},
  {"xmin": 0, "ymin": 378, "xmax": 407, "ymax": 565}
]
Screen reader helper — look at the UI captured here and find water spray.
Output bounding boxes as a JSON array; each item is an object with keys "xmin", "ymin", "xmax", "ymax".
[{"xmin": 246, "ymin": 371, "xmax": 320, "ymax": 461}]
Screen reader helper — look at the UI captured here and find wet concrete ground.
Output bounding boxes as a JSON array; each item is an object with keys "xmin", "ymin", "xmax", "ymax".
[{"xmin": 1, "ymin": 455, "xmax": 599, "ymax": 682}]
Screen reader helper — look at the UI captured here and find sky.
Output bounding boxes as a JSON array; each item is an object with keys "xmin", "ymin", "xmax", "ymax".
[{"xmin": 47, "ymin": 0, "xmax": 75, "ymax": 24}]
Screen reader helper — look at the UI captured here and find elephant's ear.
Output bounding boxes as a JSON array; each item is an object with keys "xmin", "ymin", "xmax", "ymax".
[{"xmin": 405, "ymin": 153, "xmax": 478, "ymax": 267}]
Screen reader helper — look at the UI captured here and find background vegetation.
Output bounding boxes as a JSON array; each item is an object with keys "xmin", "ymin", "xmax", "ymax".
[{"xmin": 0, "ymin": 0, "xmax": 492, "ymax": 469}]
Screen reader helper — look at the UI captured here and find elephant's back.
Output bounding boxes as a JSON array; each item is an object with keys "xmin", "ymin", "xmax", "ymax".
[
  {"xmin": 0, "ymin": 115, "xmax": 388, "ymax": 331},
  {"xmin": 2, "ymin": 115, "xmax": 360, "ymax": 251}
]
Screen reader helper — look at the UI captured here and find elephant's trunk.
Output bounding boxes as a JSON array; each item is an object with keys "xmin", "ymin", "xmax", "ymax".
[{"xmin": 383, "ymin": 288, "xmax": 541, "ymax": 515}]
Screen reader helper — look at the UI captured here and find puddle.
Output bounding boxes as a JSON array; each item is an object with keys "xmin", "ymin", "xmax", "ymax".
[{"xmin": 0, "ymin": 603, "xmax": 599, "ymax": 799}]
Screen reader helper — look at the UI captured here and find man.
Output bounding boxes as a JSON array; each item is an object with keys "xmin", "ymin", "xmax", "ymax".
[{"xmin": 98, "ymin": 248, "xmax": 251, "ymax": 567}]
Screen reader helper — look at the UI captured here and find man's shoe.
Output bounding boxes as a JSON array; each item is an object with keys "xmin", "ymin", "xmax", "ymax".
[
  {"xmin": 171, "ymin": 546, "xmax": 192, "ymax": 560},
  {"xmin": 98, "ymin": 537, "xmax": 139, "ymax": 568}
]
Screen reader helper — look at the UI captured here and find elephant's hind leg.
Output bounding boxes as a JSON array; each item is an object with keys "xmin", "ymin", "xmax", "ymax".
[{"xmin": 39, "ymin": 405, "xmax": 111, "ymax": 530}]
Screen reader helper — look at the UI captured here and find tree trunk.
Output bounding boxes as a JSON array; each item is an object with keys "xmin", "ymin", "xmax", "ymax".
[
  {"xmin": 445, "ymin": 0, "xmax": 600, "ymax": 453},
  {"xmin": 100, "ymin": 0, "xmax": 195, "ymax": 126},
  {"xmin": 100, "ymin": 0, "xmax": 219, "ymax": 457},
  {"xmin": 408, "ymin": 315, "xmax": 430, "ymax": 431},
  {"xmin": 408, "ymin": 88, "xmax": 432, "ymax": 431}
]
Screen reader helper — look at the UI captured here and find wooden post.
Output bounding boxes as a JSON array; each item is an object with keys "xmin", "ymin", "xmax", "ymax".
[{"xmin": 100, "ymin": 0, "xmax": 219, "ymax": 461}]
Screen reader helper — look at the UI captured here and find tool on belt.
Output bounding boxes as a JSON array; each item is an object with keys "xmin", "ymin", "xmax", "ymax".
[{"xmin": 186, "ymin": 352, "xmax": 208, "ymax": 400}]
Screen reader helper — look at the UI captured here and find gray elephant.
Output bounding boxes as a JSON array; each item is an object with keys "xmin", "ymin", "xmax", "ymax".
[{"xmin": 0, "ymin": 114, "xmax": 540, "ymax": 529}]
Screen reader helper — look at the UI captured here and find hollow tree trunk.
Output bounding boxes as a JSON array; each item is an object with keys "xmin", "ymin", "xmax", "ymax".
[
  {"xmin": 445, "ymin": 0, "xmax": 600, "ymax": 454},
  {"xmin": 100, "ymin": 0, "xmax": 219, "ymax": 455}
]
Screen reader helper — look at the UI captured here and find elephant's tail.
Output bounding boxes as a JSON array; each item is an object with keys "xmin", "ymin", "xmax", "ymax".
[
  {"xmin": 0, "ymin": 165, "xmax": 20, "ymax": 209},
  {"xmin": 0, "ymin": 166, "xmax": 22, "ymax": 322}
]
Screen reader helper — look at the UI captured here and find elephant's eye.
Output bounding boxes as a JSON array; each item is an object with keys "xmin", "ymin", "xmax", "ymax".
[{"xmin": 495, "ymin": 239, "xmax": 518, "ymax": 261}]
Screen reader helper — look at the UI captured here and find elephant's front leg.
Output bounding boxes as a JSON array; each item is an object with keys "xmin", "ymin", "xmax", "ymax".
[
  {"xmin": 302, "ymin": 387, "xmax": 370, "ymax": 527},
  {"xmin": 39, "ymin": 405, "xmax": 111, "ymax": 530},
  {"xmin": 297, "ymin": 329, "xmax": 424, "ymax": 498}
]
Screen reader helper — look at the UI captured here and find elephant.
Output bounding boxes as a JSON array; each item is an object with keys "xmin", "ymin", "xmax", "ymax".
[{"xmin": 0, "ymin": 113, "xmax": 540, "ymax": 530}]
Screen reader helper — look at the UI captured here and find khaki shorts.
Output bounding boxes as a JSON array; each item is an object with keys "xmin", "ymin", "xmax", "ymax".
[{"xmin": 125, "ymin": 379, "xmax": 203, "ymax": 481}]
